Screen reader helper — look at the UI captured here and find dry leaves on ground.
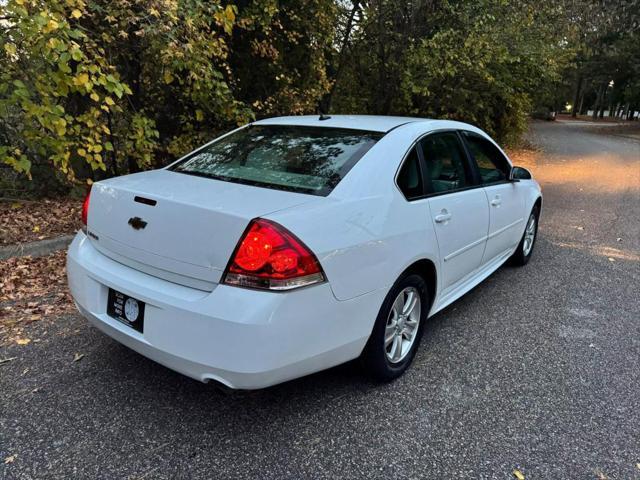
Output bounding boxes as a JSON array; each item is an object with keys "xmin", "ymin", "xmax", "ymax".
[
  {"xmin": 0, "ymin": 198, "xmax": 83, "ymax": 246},
  {"xmin": 506, "ymin": 145, "xmax": 540, "ymax": 172},
  {"xmin": 0, "ymin": 251, "xmax": 74, "ymax": 342}
]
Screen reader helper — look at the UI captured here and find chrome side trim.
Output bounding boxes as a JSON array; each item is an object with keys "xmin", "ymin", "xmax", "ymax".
[
  {"xmin": 487, "ymin": 218, "xmax": 524, "ymax": 240},
  {"xmin": 443, "ymin": 237, "xmax": 487, "ymax": 262}
]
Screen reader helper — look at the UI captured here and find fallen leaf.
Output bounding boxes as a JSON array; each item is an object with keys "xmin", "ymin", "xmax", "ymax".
[
  {"xmin": 15, "ymin": 338, "xmax": 31, "ymax": 345},
  {"xmin": 73, "ymin": 353, "xmax": 85, "ymax": 362},
  {"xmin": 32, "ymin": 225, "xmax": 40, "ymax": 233},
  {"xmin": 513, "ymin": 469, "xmax": 525, "ymax": 480},
  {"xmin": 608, "ymin": 257, "xmax": 615, "ymax": 262},
  {"xmin": 4, "ymin": 455, "xmax": 16, "ymax": 464},
  {"xmin": 0, "ymin": 198, "xmax": 82, "ymax": 246},
  {"xmin": 1, "ymin": 250, "xmax": 76, "ymax": 332}
]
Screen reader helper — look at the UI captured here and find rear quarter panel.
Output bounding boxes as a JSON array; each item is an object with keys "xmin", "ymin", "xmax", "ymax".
[
  {"xmin": 268, "ymin": 193, "xmax": 440, "ymax": 301},
  {"xmin": 267, "ymin": 122, "xmax": 444, "ymax": 302}
]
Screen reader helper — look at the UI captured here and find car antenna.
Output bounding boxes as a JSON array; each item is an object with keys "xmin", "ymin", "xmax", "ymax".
[{"xmin": 319, "ymin": 113, "xmax": 331, "ymax": 121}]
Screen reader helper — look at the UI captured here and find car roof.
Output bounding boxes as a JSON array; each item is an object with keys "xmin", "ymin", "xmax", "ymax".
[{"xmin": 253, "ymin": 115, "xmax": 435, "ymax": 133}]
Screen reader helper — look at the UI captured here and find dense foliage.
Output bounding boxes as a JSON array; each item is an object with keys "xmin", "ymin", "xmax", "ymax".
[
  {"xmin": 0, "ymin": 0, "xmax": 637, "ymax": 193},
  {"xmin": 566, "ymin": 0, "xmax": 640, "ymax": 119},
  {"xmin": 329, "ymin": 1, "xmax": 577, "ymax": 144}
]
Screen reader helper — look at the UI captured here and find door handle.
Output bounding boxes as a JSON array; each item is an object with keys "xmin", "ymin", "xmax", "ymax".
[
  {"xmin": 435, "ymin": 212, "xmax": 452, "ymax": 223},
  {"xmin": 490, "ymin": 196, "xmax": 502, "ymax": 207}
]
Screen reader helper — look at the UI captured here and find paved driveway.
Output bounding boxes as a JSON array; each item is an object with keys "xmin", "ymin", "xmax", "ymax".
[{"xmin": 1, "ymin": 120, "xmax": 639, "ymax": 479}]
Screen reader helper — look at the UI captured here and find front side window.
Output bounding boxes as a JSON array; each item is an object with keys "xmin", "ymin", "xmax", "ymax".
[
  {"xmin": 171, "ymin": 125, "xmax": 383, "ymax": 196},
  {"xmin": 397, "ymin": 147, "xmax": 423, "ymax": 200},
  {"xmin": 419, "ymin": 132, "xmax": 470, "ymax": 194},
  {"xmin": 462, "ymin": 131, "xmax": 510, "ymax": 184}
]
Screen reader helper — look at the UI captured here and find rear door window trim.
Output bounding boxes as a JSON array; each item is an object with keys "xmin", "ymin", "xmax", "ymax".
[{"xmin": 395, "ymin": 129, "xmax": 483, "ymax": 202}]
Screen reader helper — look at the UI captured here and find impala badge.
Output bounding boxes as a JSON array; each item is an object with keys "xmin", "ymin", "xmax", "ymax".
[{"xmin": 128, "ymin": 216, "xmax": 147, "ymax": 230}]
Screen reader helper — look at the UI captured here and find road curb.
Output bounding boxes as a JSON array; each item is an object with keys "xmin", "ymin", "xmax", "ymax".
[{"xmin": 0, "ymin": 234, "xmax": 75, "ymax": 260}]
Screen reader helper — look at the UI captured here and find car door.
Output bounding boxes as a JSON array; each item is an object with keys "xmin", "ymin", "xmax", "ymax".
[
  {"xmin": 417, "ymin": 131, "xmax": 490, "ymax": 294},
  {"xmin": 461, "ymin": 131, "xmax": 525, "ymax": 265}
]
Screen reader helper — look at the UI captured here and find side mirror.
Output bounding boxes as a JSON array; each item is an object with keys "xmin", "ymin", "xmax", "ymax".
[{"xmin": 509, "ymin": 166, "xmax": 532, "ymax": 181}]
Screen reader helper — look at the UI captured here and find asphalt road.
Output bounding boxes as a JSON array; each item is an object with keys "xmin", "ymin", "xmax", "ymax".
[{"xmin": 2, "ymin": 120, "xmax": 639, "ymax": 479}]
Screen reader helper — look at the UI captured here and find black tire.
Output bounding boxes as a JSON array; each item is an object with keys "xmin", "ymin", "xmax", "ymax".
[
  {"xmin": 510, "ymin": 204, "xmax": 540, "ymax": 266},
  {"xmin": 360, "ymin": 273, "xmax": 429, "ymax": 382}
]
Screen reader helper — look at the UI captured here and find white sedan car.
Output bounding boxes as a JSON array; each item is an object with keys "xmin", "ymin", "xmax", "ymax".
[{"xmin": 67, "ymin": 115, "xmax": 541, "ymax": 389}]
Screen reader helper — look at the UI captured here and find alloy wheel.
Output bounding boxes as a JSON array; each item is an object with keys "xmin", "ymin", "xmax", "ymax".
[
  {"xmin": 384, "ymin": 287, "xmax": 421, "ymax": 363},
  {"xmin": 523, "ymin": 213, "xmax": 536, "ymax": 256}
]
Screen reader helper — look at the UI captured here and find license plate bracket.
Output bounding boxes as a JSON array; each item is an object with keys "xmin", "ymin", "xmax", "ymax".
[{"xmin": 107, "ymin": 288, "xmax": 145, "ymax": 333}]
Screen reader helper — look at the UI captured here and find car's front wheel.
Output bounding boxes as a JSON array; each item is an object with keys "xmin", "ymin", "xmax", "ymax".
[
  {"xmin": 361, "ymin": 273, "xmax": 428, "ymax": 382},
  {"xmin": 510, "ymin": 205, "xmax": 539, "ymax": 266}
]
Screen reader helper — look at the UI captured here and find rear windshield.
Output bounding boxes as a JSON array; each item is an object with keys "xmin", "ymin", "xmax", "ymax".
[{"xmin": 169, "ymin": 125, "xmax": 383, "ymax": 195}]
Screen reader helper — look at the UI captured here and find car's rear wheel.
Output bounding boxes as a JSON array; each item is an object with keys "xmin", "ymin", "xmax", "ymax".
[
  {"xmin": 361, "ymin": 273, "xmax": 428, "ymax": 382},
  {"xmin": 510, "ymin": 205, "xmax": 539, "ymax": 266}
]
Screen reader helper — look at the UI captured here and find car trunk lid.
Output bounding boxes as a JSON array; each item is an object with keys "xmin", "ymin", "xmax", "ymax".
[{"xmin": 87, "ymin": 169, "xmax": 317, "ymax": 289}]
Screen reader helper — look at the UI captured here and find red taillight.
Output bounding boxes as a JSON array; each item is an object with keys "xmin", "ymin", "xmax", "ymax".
[
  {"xmin": 223, "ymin": 218, "xmax": 325, "ymax": 291},
  {"xmin": 81, "ymin": 187, "xmax": 91, "ymax": 226}
]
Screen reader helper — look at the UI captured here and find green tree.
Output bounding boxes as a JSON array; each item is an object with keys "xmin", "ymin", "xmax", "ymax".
[
  {"xmin": 331, "ymin": 0, "xmax": 576, "ymax": 143},
  {"xmin": 1, "ymin": 0, "xmax": 636, "ymax": 193},
  {"xmin": 0, "ymin": 0, "xmax": 134, "ymax": 183},
  {"xmin": 567, "ymin": 0, "xmax": 640, "ymax": 119},
  {"xmin": 0, "ymin": 0, "xmax": 339, "ymax": 190}
]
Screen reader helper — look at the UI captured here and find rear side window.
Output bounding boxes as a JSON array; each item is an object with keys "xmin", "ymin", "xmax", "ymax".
[
  {"xmin": 462, "ymin": 132, "xmax": 510, "ymax": 184},
  {"xmin": 170, "ymin": 125, "xmax": 382, "ymax": 196},
  {"xmin": 397, "ymin": 147, "xmax": 423, "ymax": 200},
  {"xmin": 419, "ymin": 132, "xmax": 470, "ymax": 194}
]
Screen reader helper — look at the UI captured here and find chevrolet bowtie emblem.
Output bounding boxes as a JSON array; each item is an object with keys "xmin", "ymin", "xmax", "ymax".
[{"xmin": 128, "ymin": 216, "xmax": 147, "ymax": 230}]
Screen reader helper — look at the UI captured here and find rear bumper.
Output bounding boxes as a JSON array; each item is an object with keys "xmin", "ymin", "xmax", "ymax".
[{"xmin": 66, "ymin": 232, "xmax": 385, "ymax": 389}]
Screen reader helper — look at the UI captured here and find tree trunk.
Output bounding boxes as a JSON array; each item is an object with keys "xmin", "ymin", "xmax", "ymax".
[
  {"xmin": 321, "ymin": 0, "xmax": 361, "ymax": 113},
  {"xmin": 571, "ymin": 74, "xmax": 582, "ymax": 118},
  {"xmin": 578, "ymin": 90, "xmax": 586, "ymax": 115},
  {"xmin": 598, "ymin": 84, "xmax": 607, "ymax": 119},
  {"xmin": 592, "ymin": 84, "xmax": 603, "ymax": 119},
  {"xmin": 608, "ymin": 98, "xmax": 615, "ymax": 117},
  {"xmin": 376, "ymin": 1, "xmax": 387, "ymax": 114}
]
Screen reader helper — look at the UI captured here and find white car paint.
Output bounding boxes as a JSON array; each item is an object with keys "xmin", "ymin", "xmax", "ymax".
[{"xmin": 67, "ymin": 115, "xmax": 542, "ymax": 389}]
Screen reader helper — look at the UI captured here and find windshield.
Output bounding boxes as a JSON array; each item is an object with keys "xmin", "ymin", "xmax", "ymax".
[{"xmin": 170, "ymin": 125, "xmax": 383, "ymax": 195}]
